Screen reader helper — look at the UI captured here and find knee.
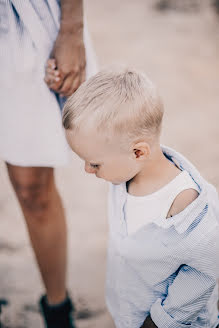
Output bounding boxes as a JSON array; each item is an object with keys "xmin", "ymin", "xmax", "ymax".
[
  {"xmin": 13, "ymin": 180, "xmax": 51, "ymax": 217},
  {"xmin": 6, "ymin": 165, "xmax": 55, "ymax": 219}
]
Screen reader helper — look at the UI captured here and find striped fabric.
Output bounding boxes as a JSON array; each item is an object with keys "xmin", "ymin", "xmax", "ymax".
[{"xmin": 106, "ymin": 145, "xmax": 219, "ymax": 328}]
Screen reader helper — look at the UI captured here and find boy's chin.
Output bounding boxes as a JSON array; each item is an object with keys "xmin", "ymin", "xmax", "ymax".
[
  {"xmin": 101, "ymin": 177, "xmax": 126, "ymax": 185},
  {"xmin": 111, "ymin": 179, "xmax": 126, "ymax": 185}
]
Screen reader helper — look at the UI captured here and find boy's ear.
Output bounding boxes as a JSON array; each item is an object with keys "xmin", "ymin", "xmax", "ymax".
[
  {"xmin": 133, "ymin": 142, "xmax": 150, "ymax": 160},
  {"xmin": 134, "ymin": 149, "xmax": 143, "ymax": 158}
]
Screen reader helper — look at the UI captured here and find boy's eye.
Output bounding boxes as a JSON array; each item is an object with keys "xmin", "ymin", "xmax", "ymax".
[{"xmin": 90, "ymin": 163, "xmax": 100, "ymax": 169}]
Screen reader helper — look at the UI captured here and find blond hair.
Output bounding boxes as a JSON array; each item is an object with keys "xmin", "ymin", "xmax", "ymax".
[{"xmin": 62, "ymin": 68, "xmax": 164, "ymax": 144}]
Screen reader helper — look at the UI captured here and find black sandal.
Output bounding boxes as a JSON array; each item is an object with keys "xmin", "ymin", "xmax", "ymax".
[{"xmin": 39, "ymin": 294, "xmax": 76, "ymax": 328}]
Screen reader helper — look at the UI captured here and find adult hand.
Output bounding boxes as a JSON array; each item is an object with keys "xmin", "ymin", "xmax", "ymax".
[{"xmin": 45, "ymin": 28, "xmax": 86, "ymax": 97}]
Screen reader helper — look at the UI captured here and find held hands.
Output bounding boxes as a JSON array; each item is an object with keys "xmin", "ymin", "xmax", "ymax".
[
  {"xmin": 44, "ymin": 29, "xmax": 86, "ymax": 97},
  {"xmin": 44, "ymin": 58, "xmax": 62, "ymax": 92}
]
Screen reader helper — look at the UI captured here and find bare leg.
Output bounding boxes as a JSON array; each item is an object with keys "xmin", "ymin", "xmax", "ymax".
[{"xmin": 6, "ymin": 164, "xmax": 67, "ymax": 305}]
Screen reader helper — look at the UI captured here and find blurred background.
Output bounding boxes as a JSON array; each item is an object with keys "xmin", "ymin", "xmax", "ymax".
[{"xmin": 0, "ymin": 0, "xmax": 219, "ymax": 327}]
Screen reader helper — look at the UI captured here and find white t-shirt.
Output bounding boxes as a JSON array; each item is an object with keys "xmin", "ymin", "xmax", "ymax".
[{"xmin": 124, "ymin": 170, "xmax": 199, "ymax": 235}]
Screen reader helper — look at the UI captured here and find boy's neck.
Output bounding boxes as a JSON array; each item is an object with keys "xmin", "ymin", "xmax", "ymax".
[{"xmin": 128, "ymin": 146, "xmax": 181, "ymax": 196}]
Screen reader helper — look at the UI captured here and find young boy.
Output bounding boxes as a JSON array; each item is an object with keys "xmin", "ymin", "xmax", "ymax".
[{"xmin": 62, "ymin": 68, "xmax": 219, "ymax": 328}]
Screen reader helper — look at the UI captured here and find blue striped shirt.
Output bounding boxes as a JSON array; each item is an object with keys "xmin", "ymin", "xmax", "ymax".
[{"xmin": 106, "ymin": 145, "xmax": 219, "ymax": 328}]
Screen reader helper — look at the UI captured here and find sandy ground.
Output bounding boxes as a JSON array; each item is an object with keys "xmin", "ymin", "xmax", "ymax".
[{"xmin": 1, "ymin": 0, "xmax": 219, "ymax": 327}]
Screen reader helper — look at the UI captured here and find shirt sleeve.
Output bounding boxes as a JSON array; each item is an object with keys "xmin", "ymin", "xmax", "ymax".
[
  {"xmin": 150, "ymin": 213, "xmax": 219, "ymax": 328},
  {"xmin": 150, "ymin": 264, "xmax": 216, "ymax": 328}
]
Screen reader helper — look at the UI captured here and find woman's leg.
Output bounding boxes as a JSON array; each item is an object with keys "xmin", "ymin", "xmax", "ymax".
[{"xmin": 6, "ymin": 163, "xmax": 67, "ymax": 305}]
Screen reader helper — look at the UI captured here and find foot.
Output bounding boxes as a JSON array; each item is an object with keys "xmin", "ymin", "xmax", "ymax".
[{"xmin": 39, "ymin": 294, "xmax": 76, "ymax": 328}]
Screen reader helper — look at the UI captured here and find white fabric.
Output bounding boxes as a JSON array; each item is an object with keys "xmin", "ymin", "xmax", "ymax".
[
  {"xmin": 125, "ymin": 170, "xmax": 200, "ymax": 235},
  {"xmin": 0, "ymin": 0, "xmax": 97, "ymax": 167}
]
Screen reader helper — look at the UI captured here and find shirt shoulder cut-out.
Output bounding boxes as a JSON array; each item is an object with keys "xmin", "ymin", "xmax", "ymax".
[{"xmin": 167, "ymin": 188, "xmax": 199, "ymax": 218}]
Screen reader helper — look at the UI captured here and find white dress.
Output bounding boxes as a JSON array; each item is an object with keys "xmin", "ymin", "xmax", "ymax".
[{"xmin": 0, "ymin": 0, "xmax": 97, "ymax": 167}]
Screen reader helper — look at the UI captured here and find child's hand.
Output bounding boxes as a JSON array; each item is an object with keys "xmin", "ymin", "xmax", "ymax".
[{"xmin": 44, "ymin": 58, "xmax": 64, "ymax": 95}]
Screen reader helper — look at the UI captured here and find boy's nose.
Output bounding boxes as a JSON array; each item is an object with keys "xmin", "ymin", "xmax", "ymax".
[{"xmin": 84, "ymin": 163, "xmax": 96, "ymax": 174}]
